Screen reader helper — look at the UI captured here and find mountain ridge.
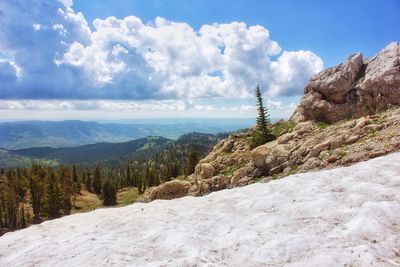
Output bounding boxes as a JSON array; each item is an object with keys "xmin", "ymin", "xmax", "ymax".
[{"xmin": 0, "ymin": 119, "xmax": 254, "ymax": 149}]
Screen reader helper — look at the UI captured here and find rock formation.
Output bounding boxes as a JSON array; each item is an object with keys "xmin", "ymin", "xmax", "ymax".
[
  {"xmin": 291, "ymin": 42, "xmax": 400, "ymax": 123},
  {"xmin": 142, "ymin": 180, "xmax": 191, "ymax": 202}
]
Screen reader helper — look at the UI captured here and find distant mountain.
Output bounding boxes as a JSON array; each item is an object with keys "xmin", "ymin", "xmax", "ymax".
[
  {"xmin": 3, "ymin": 132, "xmax": 227, "ymax": 167},
  {"xmin": 9, "ymin": 136, "xmax": 172, "ymax": 165},
  {"xmin": 111, "ymin": 132, "xmax": 229, "ymax": 170},
  {"xmin": 0, "ymin": 119, "xmax": 254, "ymax": 149}
]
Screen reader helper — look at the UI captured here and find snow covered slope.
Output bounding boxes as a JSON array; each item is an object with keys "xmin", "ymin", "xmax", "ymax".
[{"xmin": 1, "ymin": 153, "xmax": 400, "ymax": 266}]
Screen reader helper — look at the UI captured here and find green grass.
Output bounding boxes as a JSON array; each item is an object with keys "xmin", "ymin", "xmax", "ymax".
[
  {"xmin": 369, "ymin": 129, "xmax": 377, "ymax": 138},
  {"xmin": 271, "ymin": 120, "xmax": 297, "ymax": 137},
  {"xmin": 116, "ymin": 187, "xmax": 141, "ymax": 206},
  {"xmin": 72, "ymin": 190, "xmax": 103, "ymax": 213},
  {"xmin": 316, "ymin": 121, "xmax": 331, "ymax": 129},
  {"xmin": 72, "ymin": 187, "xmax": 141, "ymax": 213},
  {"xmin": 221, "ymin": 165, "xmax": 241, "ymax": 177}
]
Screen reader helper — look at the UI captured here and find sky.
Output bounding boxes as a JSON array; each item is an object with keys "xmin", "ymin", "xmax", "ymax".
[{"xmin": 0, "ymin": 0, "xmax": 398, "ymax": 121}]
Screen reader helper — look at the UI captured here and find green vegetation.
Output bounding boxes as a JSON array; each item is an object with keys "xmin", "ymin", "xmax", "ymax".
[
  {"xmin": 102, "ymin": 179, "xmax": 117, "ymax": 206},
  {"xmin": 10, "ymin": 136, "xmax": 172, "ymax": 165},
  {"xmin": 221, "ymin": 165, "xmax": 241, "ymax": 177},
  {"xmin": 271, "ymin": 120, "xmax": 297, "ymax": 137},
  {"xmin": 116, "ymin": 187, "xmax": 140, "ymax": 206},
  {"xmin": 251, "ymin": 85, "xmax": 275, "ymax": 148},
  {"xmin": 316, "ymin": 121, "xmax": 331, "ymax": 129},
  {"xmin": 369, "ymin": 128, "xmax": 377, "ymax": 138},
  {"xmin": 184, "ymin": 149, "xmax": 199, "ymax": 177},
  {"xmin": 363, "ymin": 103, "xmax": 374, "ymax": 115}
]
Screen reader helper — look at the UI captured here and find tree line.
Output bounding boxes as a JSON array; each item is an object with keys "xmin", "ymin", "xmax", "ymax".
[{"xmin": 0, "ymin": 143, "xmax": 203, "ymax": 234}]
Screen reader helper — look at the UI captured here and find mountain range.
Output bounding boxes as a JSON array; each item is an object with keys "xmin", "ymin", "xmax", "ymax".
[
  {"xmin": 0, "ymin": 119, "xmax": 255, "ymax": 150},
  {"xmin": 0, "ymin": 132, "xmax": 228, "ymax": 168}
]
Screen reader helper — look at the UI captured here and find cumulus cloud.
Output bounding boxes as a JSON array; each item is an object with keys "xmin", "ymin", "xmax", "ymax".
[{"xmin": 0, "ymin": 0, "xmax": 324, "ymax": 101}]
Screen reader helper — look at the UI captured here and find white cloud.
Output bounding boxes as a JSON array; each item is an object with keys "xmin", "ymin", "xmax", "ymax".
[
  {"xmin": 32, "ymin": 23, "xmax": 42, "ymax": 31},
  {"xmin": 267, "ymin": 100, "xmax": 282, "ymax": 109},
  {"xmin": 0, "ymin": 0, "xmax": 323, "ymax": 101}
]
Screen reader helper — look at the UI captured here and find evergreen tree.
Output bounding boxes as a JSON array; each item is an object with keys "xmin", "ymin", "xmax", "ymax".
[
  {"xmin": 62, "ymin": 192, "xmax": 72, "ymax": 215},
  {"xmin": 85, "ymin": 172, "xmax": 92, "ymax": 192},
  {"xmin": 184, "ymin": 148, "xmax": 199, "ymax": 176},
  {"xmin": 47, "ymin": 172, "xmax": 62, "ymax": 219},
  {"xmin": 29, "ymin": 174, "xmax": 41, "ymax": 222},
  {"xmin": 92, "ymin": 166, "xmax": 102, "ymax": 195},
  {"xmin": 19, "ymin": 206, "xmax": 27, "ymax": 229},
  {"xmin": 102, "ymin": 179, "xmax": 117, "ymax": 206},
  {"xmin": 126, "ymin": 166, "xmax": 132, "ymax": 187},
  {"xmin": 72, "ymin": 164, "xmax": 81, "ymax": 195},
  {"xmin": 138, "ymin": 178, "xmax": 145, "ymax": 194},
  {"xmin": 252, "ymin": 85, "xmax": 275, "ymax": 148}
]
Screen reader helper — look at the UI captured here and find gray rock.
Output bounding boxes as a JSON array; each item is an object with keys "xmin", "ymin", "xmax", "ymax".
[{"xmin": 291, "ymin": 42, "xmax": 400, "ymax": 123}]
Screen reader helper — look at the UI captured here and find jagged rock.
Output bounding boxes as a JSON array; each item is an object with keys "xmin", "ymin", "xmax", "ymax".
[
  {"xmin": 188, "ymin": 175, "xmax": 229, "ymax": 196},
  {"xmin": 291, "ymin": 42, "xmax": 400, "ymax": 123},
  {"xmin": 306, "ymin": 53, "xmax": 364, "ymax": 103},
  {"xmin": 142, "ymin": 180, "xmax": 191, "ymax": 202},
  {"xmin": 300, "ymin": 157, "xmax": 322, "ymax": 171},
  {"xmin": 194, "ymin": 163, "xmax": 215, "ymax": 180},
  {"xmin": 354, "ymin": 117, "xmax": 371, "ymax": 129},
  {"xmin": 309, "ymin": 140, "xmax": 331, "ymax": 158},
  {"xmin": 251, "ymin": 142, "xmax": 290, "ymax": 170},
  {"xmin": 221, "ymin": 140, "xmax": 234, "ymax": 153},
  {"xmin": 329, "ymin": 135, "xmax": 347, "ymax": 150},
  {"xmin": 230, "ymin": 166, "xmax": 255, "ymax": 187}
]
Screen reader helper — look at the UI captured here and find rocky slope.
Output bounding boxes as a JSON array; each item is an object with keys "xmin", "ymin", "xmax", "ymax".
[
  {"xmin": 143, "ymin": 43, "xmax": 400, "ymax": 202},
  {"xmin": 291, "ymin": 42, "xmax": 400, "ymax": 123}
]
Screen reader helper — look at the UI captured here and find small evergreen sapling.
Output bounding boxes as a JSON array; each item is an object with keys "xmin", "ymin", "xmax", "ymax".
[{"xmin": 252, "ymin": 85, "xmax": 275, "ymax": 148}]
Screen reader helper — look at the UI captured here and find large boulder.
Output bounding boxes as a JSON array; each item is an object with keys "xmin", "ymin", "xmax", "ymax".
[
  {"xmin": 194, "ymin": 163, "xmax": 215, "ymax": 180},
  {"xmin": 291, "ymin": 42, "xmax": 400, "ymax": 123},
  {"xmin": 142, "ymin": 180, "xmax": 191, "ymax": 202},
  {"xmin": 251, "ymin": 142, "xmax": 290, "ymax": 171}
]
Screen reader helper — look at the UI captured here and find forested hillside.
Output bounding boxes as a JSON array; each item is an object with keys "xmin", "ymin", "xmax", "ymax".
[
  {"xmin": 10, "ymin": 136, "xmax": 171, "ymax": 165},
  {"xmin": 0, "ymin": 119, "xmax": 253, "ymax": 149}
]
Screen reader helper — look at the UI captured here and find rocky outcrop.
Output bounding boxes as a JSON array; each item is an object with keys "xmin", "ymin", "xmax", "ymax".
[
  {"xmin": 141, "ymin": 180, "xmax": 191, "ymax": 202},
  {"xmin": 142, "ymin": 42, "xmax": 400, "ymax": 203},
  {"xmin": 253, "ymin": 109, "xmax": 400, "ymax": 176},
  {"xmin": 142, "ymin": 106, "xmax": 400, "ymax": 202},
  {"xmin": 186, "ymin": 129, "xmax": 258, "ymax": 196},
  {"xmin": 291, "ymin": 42, "xmax": 400, "ymax": 123}
]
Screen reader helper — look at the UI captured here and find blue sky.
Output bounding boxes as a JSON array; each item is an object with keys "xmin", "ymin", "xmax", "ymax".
[{"xmin": 0, "ymin": 0, "xmax": 398, "ymax": 120}]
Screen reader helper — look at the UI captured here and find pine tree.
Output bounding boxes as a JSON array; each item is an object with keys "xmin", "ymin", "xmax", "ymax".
[
  {"xmin": 29, "ymin": 174, "xmax": 41, "ymax": 222},
  {"xmin": 85, "ymin": 172, "xmax": 92, "ymax": 192},
  {"xmin": 126, "ymin": 166, "xmax": 132, "ymax": 187},
  {"xmin": 92, "ymin": 166, "xmax": 102, "ymax": 195},
  {"xmin": 185, "ymin": 148, "xmax": 198, "ymax": 176},
  {"xmin": 47, "ymin": 172, "xmax": 62, "ymax": 219},
  {"xmin": 138, "ymin": 178, "xmax": 145, "ymax": 194},
  {"xmin": 19, "ymin": 206, "xmax": 27, "ymax": 229},
  {"xmin": 62, "ymin": 193, "xmax": 72, "ymax": 215},
  {"xmin": 72, "ymin": 164, "xmax": 81, "ymax": 195},
  {"xmin": 252, "ymin": 85, "xmax": 275, "ymax": 148},
  {"xmin": 256, "ymin": 85, "xmax": 271, "ymax": 135},
  {"xmin": 102, "ymin": 179, "xmax": 117, "ymax": 206}
]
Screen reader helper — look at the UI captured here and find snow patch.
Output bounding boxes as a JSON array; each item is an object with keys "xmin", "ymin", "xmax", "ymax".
[{"xmin": 1, "ymin": 153, "xmax": 400, "ymax": 266}]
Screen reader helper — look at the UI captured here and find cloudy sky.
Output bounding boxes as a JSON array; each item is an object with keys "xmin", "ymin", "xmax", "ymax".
[{"xmin": 0, "ymin": 0, "xmax": 398, "ymax": 121}]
